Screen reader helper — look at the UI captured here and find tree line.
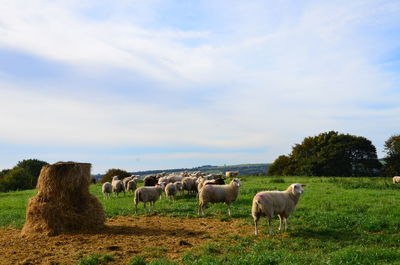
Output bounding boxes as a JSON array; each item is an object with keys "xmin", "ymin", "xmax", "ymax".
[
  {"xmin": 268, "ymin": 131, "xmax": 400, "ymax": 177},
  {"xmin": 0, "ymin": 132, "xmax": 399, "ymax": 192}
]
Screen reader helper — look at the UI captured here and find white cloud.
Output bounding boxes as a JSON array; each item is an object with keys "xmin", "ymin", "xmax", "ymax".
[{"xmin": 0, "ymin": 0, "xmax": 399, "ymax": 171}]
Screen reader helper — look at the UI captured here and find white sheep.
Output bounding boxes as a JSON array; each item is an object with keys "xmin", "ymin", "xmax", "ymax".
[
  {"xmin": 182, "ymin": 176, "xmax": 197, "ymax": 195},
  {"xmin": 165, "ymin": 183, "xmax": 178, "ymax": 201},
  {"xmin": 134, "ymin": 183, "xmax": 165, "ymax": 213},
  {"xmin": 198, "ymin": 178, "xmax": 241, "ymax": 217},
  {"xmin": 112, "ymin": 176, "xmax": 125, "ymax": 197},
  {"xmin": 225, "ymin": 171, "xmax": 239, "ymax": 178},
  {"xmin": 174, "ymin": 181, "xmax": 183, "ymax": 195},
  {"xmin": 393, "ymin": 176, "xmax": 400, "ymax": 184},
  {"xmin": 126, "ymin": 180, "xmax": 137, "ymax": 194},
  {"xmin": 252, "ymin": 183, "xmax": 306, "ymax": 236},
  {"xmin": 123, "ymin": 176, "xmax": 133, "ymax": 190},
  {"xmin": 166, "ymin": 175, "xmax": 183, "ymax": 183},
  {"xmin": 102, "ymin": 182, "xmax": 112, "ymax": 199}
]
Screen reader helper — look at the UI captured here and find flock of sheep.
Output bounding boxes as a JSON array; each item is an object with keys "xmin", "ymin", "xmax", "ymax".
[
  {"xmin": 101, "ymin": 173, "xmax": 400, "ymax": 236},
  {"xmin": 101, "ymin": 171, "xmax": 311, "ymax": 236}
]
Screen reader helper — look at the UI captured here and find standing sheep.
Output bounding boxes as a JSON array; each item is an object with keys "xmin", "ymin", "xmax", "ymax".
[
  {"xmin": 198, "ymin": 178, "xmax": 241, "ymax": 217},
  {"xmin": 393, "ymin": 176, "xmax": 400, "ymax": 184},
  {"xmin": 182, "ymin": 177, "xmax": 197, "ymax": 195},
  {"xmin": 123, "ymin": 176, "xmax": 133, "ymax": 190},
  {"xmin": 144, "ymin": 175, "xmax": 158, "ymax": 186},
  {"xmin": 165, "ymin": 183, "xmax": 178, "ymax": 201},
  {"xmin": 134, "ymin": 183, "xmax": 164, "ymax": 213},
  {"xmin": 102, "ymin": 182, "xmax": 112, "ymax": 199},
  {"xmin": 252, "ymin": 183, "xmax": 306, "ymax": 236},
  {"xmin": 112, "ymin": 176, "xmax": 125, "ymax": 197},
  {"xmin": 126, "ymin": 180, "xmax": 137, "ymax": 194}
]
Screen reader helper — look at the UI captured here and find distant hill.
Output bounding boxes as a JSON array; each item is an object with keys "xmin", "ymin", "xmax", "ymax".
[
  {"xmin": 130, "ymin": 163, "xmax": 270, "ymax": 176},
  {"xmin": 93, "ymin": 163, "xmax": 270, "ymax": 181}
]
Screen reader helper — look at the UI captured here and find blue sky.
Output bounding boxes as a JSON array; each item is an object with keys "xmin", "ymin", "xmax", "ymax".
[{"xmin": 0, "ymin": 0, "xmax": 399, "ymax": 173}]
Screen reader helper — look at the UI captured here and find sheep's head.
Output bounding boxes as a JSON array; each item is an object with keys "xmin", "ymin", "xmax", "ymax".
[
  {"xmin": 290, "ymin": 183, "xmax": 306, "ymax": 195},
  {"xmin": 232, "ymin": 178, "xmax": 241, "ymax": 187}
]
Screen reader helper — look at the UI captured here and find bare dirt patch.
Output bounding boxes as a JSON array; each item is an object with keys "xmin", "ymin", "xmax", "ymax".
[{"xmin": 0, "ymin": 216, "xmax": 253, "ymax": 265}]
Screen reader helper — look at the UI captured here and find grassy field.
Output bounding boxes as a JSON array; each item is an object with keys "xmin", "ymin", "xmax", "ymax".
[{"xmin": 1, "ymin": 176, "xmax": 400, "ymax": 264}]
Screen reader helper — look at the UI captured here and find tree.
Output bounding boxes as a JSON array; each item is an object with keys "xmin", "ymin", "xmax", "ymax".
[
  {"xmin": 268, "ymin": 155, "xmax": 292, "ymax": 176},
  {"xmin": 15, "ymin": 159, "xmax": 49, "ymax": 188},
  {"xmin": 101, "ymin": 168, "xmax": 131, "ymax": 183},
  {"xmin": 383, "ymin": 134, "xmax": 400, "ymax": 177},
  {"xmin": 270, "ymin": 131, "xmax": 381, "ymax": 177},
  {"xmin": 0, "ymin": 168, "xmax": 31, "ymax": 192}
]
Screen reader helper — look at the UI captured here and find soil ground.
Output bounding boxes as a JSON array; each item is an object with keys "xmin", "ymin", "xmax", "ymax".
[{"xmin": 0, "ymin": 216, "xmax": 254, "ymax": 265}]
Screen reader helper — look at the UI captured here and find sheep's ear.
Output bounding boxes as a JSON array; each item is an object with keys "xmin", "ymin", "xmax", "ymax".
[{"xmin": 301, "ymin": 184, "xmax": 306, "ymax": 187}]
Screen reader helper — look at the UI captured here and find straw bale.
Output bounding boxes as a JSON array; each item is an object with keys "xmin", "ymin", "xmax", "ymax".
[{"xmin": 21, "ymin": 162, "xmax": 105, "ymax": 236}]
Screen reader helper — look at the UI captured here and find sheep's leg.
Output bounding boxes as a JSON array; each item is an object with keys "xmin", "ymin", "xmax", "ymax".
[
  {"xmin": 284, "ymin": 217, "xmax": 288, "ymax": 231},
  {"xmin": 198, "ymin": 202, "xmax": 205, "ymax": 216},
  {"xmin": 227, "ymin": 203, "xmax": 232, "ymax": 217},
  {"xmin": 143, "ymin": 202, "xmax": 147, "ymax": 212},
  {"xmin": 268, "ymin": 217, "xmax": 273, "ymax": 236},
  {"xmin": 278, "ymin": 215, "xmax": 283, "ymax": 231},
  {"xmin": 135, "ymin": 202, "xmax": 138, "ymax": 214},
  {"xmin": 254, "ymin": 215, "xmax": 260, "ymax": 236}
]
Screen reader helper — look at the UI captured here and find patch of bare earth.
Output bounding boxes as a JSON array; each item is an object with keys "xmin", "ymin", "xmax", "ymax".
[{"xmin": 0, "ymin": 216, "xmax": 253, "ymax": 265}]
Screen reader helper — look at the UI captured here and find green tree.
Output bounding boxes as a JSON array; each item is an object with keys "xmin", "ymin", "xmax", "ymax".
[
  {"xmin": 15, "ymin": 159, "xmax": 49, "ymax": 188},
  {"xmin": 268, "ymin": 155, "xmax": 292, "ymax": 176},
  {"xmin": 0, "ymin": 168, "xmax": 31, "ymax": 192},
  {"xmin": 383, "ymin": 134, "xmax": 400, "ymax": 177},
  {"xmin": 101, "ymin": 168, "xmax": 131, "ymax": 183},
  {"xmin": 271, "ymin": 131, "xmax": 381, "ymax": 177}
]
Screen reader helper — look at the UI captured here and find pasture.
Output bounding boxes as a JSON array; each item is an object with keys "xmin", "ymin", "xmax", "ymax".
[{"xmin": 0, "ymin": 176, "xmax": 399, "ymax": 264}]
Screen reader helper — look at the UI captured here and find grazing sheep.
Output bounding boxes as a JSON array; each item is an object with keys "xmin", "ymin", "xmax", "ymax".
[
  {"xmin": 111, "ymin": 177, "xmax": 125, "ymax": 197},
  {"xmin": 252, "ymin": 184, "xmax": 306, "ymax": 236},
  {"xmin": 198, "ymin": 178, "xmax": 241, "ymax": 217},
  {"xmin": 102, "ymin": 182, "xmax": 112, "ymax": 199},
  {"xmin": 126, "ymin": 180, "xmax": 137, "ymax": 194},
  {"xmin": 393, "ymin": 176, "xmax": 400, "ymax": 184},
  {"xmin": 134, "ymin": 184, "xmax": 164, "ymax": 213},
  {"xmin": 165, "ymin": 183, "xmax": 178, "ymax": 201},
  {"xmin": 144, "ymin": 175, "xmax": 157, "ymax": 186}
]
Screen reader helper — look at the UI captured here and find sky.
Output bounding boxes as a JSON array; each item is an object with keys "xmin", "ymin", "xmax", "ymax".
[{"xmin": 0, "ymin": 0, "xmax": 399, "ymax": 173}]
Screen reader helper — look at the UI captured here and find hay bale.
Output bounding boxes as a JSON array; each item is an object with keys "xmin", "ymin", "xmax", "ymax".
[{"xmin": 21, "ymin": 162, "xmax": 105, "ymax": 236}]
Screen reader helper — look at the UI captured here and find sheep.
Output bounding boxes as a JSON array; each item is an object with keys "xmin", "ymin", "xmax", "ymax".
[
  {"xmin": 174, "ymin": 181, "xmax": 183, "ymax": 195},
  {"xmin": 182, "ymin": 177, "xmax": 197, "ymax": 195},
  {"xmin": 123, "ymin": 176, "xmax": 133, "ymax": 190},
  {"xmin": 166, "ymin": 175, "xmax": 183, "ymax": 183},
  {"xmin": 144, "ymin": 175, "xmax": 157, "ymax": 186},
  {"xmin": 134, "ymin": 183, "xmax": 165, "ymax": 213},
  {"xmin": 126, "ymin": 180, "xmax": 137, "ymax": 194},
  {"xmin": 252, "ymin": 183, "xmax": 306, "ymax": 236},
  {"xmin": 225, "ymin": 171, "xmax": 239, "ymax": 178},
  {"xmin": 198, "ymin": 178, "xmax": 241, "ymax": 217},
  {"xmin": 393, "ymin": 176, "xmax": 400, "ymax": 184},
  {"xmin": 165, "ymin": 183, "xmax": 178, "ymax": 201},
  {"xmin": 102, "ymin": 182, "xmax": 112, "ymax": 199},
  {"xmin": 111, "ymin": 176, "xmax": 125, "ymax": 197}
]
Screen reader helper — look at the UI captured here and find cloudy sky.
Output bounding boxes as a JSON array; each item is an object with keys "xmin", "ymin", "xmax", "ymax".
[{"xmin": 0, "ymin": 0, "xmax": 399, "ymax": 173}]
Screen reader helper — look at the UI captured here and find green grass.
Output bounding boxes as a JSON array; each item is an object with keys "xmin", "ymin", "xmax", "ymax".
[{"xmin": 1, "ymin": 176, "xmax": 400, "ymax": 264}]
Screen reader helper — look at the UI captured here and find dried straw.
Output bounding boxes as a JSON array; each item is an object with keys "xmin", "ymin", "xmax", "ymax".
[{"xmin": 21, "ymin": 162, "xmax": 105, "ymax": 236}]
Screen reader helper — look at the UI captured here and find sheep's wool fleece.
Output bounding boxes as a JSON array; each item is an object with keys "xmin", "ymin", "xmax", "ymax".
[{"xmin": 21, "ymin": 162, "xmax": 105, "ymax": 236}]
